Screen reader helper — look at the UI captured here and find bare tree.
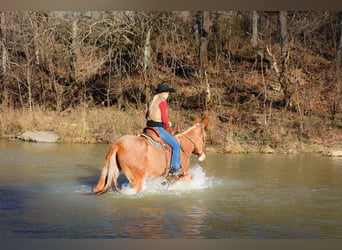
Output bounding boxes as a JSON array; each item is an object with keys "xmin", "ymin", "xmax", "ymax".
[
  {"xmin": 195, "ymin": 11, "xmax": 212, "ymax": 110},
  {"xmin": 333, "ymin": 11, "xmax": 342, "ymax": 117},
  {"xmin": 0, "ymin": 11, "xmax": 339, "ymax": 124},
  {"xmin": 199, "ymin": 11, "xmax": 211, "ymax": 76},
  {"xmin": 71, "ymin": 12, "xmax": 79, "ymax": 85},
  {"xmin": 0, "ymin": 12, "xmax": 9, "ymax": 107},
  {"xmin": 279, "ymin": 10, "xmax": 291, "ymax": 108},
  {"xmin": 0, "ymin": 12, "xmax": 7, "ymax": 80},
  {"xmin": 143, "ymin": 26, "xmax": 152, "ymax": 102},
  {"xmin": 251, "ymin": 11, "xmax": 259, "ymax": 51}
]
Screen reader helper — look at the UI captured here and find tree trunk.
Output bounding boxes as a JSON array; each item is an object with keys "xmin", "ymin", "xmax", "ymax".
[
  {"xmin": 279, "ymin": 10, "xmax": 291, "ymax": 108},
  {"xmin": 26, "ymin": 64, "xmax": 33, "ymax": 115},
  {"xmin": 0, "ymin": 12, "xmax": 9, "ymax": 107},
  {"xmin": 143, "ymin": 27, "xmax": 152, "ymax": 103},
  {"xmin": 196, "ymin": 11, "xmax": 211, "ymax": 110},
  {"xmin": 106, "ymin": 47, "xmax": 113, "ymax": 108},
  {"xmin": 204, "ymin": 70, "xmax": 210, "ymax": 111},
  {"xmin": 333, "ymin": 11, "xmax": 342, "ymax": 117},
  {"xmin": 0, "ymin": 12, "xmax": 7, "ymax": 80},
  {"xmin": 29, "ymin": 12, "xmax": 45, "ymax": 105},
  {"xmin": 251, "ymin": 11, "xmax": 259, "ymax": 50},
  {"xmin": 143, "ymin": 27, "xmax": 151, "ymax": 73},
  {"xmin": 251, "ymin": 11, "xmax": 265, "ymax": 70},
  {"xmin": 28, "ymin": 12, "xmax": 40, "ymax": 66},
  {"xmin": 199, "ymin": 11, "xmax": 211, "ymax": 76},
  {"xmin": 71, "ymin": 12, "xmax": 78, "ymax": 84}
]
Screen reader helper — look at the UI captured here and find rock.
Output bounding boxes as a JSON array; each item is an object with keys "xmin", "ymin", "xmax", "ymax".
[
  {"xmin": 322, "ymin": 150, "xmax": 342, "ymax": 157},
  {"xmin": 18, "ymin": 131, "xmax": 59, "ymax": 143}
]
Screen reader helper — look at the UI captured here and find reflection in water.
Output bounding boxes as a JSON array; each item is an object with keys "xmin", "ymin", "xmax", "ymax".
[
  {"xmin": 96, "ymin": 200, "xmax": 209, "ymax": 238},
  {"xmin": 0, "ymin": 140, "xmax": 341, "ymax": 238}
]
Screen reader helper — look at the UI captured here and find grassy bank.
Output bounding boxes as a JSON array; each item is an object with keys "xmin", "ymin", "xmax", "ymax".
[
  {"xmin": 0, "ymin": 105, "xmax": 146, "ymax": 144},
  {"xmin": 0, "ymin": 105, "xmax": 341, "ymax": 154}
]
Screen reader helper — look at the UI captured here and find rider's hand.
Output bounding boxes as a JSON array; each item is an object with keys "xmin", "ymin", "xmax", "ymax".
[{"xmin": 166, "ymin": 127, "xmax": 175, "ymax": 135}]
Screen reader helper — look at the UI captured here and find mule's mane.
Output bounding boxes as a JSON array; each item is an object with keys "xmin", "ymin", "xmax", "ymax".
[{"xmin": 176, "ymin": 123, "xmax": 200, "ymax": 137}]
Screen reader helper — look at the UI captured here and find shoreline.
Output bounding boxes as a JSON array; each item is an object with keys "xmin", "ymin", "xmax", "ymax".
[
  {"xmin": 1, "ymin": 133, "xmax": 341, "ymax": 158},
  {"xmin": 0, "ymin": 106, "xmax": 341, "ymax": 157}
]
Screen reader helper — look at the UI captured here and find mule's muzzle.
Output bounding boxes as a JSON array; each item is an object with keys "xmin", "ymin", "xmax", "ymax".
[{"xmin": 197, "ymin": 152, "xmax": 206, "ymax": 161}]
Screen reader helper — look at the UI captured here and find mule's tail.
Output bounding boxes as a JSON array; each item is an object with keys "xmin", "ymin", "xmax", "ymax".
[{"xmin": 92, "ymin": 144, "xmax": 121, "ymax": 195}]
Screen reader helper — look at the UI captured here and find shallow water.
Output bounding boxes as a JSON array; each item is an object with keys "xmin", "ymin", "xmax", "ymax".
[{"xmin": 0, "ymin": 139, "xmax": 341, "ymax": 238}]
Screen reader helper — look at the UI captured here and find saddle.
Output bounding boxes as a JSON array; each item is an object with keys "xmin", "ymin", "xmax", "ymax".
[
  {"xmin": 142, "ymin": 127, "xmax": 172, "ymax": 152},
  {"xmin": 141, "ymin": 127, "xmax": 185, "ymax": 180},
  {"xmin": 141, "ymin": 127, "xmax": 172, "ymax": 177}
]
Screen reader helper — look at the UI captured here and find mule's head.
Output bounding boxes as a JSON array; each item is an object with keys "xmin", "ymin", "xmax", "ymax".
[{"xmin": 184, "ymin": 117, "xmax": 209, "ymax": 161}]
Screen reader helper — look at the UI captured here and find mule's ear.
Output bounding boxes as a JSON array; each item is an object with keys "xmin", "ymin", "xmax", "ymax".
[
  {"xmin": 194, "ymin": 116, "xmax": 201, "ymax": 124},
  {"xmin": 201, "ymin": 117, "xmax": 209, "ymax": 128}
]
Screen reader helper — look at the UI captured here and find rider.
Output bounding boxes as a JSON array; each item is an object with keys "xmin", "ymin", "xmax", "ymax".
[{"xmin": 146, "ymin": 82, "xmax": 182, "ymax": 178}]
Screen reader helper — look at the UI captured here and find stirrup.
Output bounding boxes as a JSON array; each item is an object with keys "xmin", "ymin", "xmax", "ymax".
[{"xmin": 168, "ymin": 171, "xmax": 184, "ymax": 179}]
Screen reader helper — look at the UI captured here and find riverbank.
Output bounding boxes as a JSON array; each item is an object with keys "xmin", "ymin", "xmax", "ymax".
[{"xmin": 0, "ymin": 105, "xmax": 341, "ymax": 155}]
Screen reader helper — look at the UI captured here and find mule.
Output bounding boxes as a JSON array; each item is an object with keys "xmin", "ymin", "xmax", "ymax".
[{"xmin": 91, "ymin": 117, "xmax": 208, "ymax": 194}]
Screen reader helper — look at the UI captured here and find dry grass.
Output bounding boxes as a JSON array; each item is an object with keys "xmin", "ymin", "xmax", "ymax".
[
  {"xmin": 0, "ymin": 104, "xmax": 340, "ymax": 154},
  {"xmin": 0, "ymin": 105, "xmax": 146, "ymax": 144}
]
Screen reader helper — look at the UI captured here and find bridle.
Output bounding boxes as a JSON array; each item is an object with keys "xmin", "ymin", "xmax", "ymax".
[{"xmin": 180, "ymin": 124, "xmax": 205, "ymax": 158}]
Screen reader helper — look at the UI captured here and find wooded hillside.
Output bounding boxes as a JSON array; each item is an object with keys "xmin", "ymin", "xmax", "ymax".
[{"xmin": 0, "ymin": 11, "xmax": 341, "ymax": 151}]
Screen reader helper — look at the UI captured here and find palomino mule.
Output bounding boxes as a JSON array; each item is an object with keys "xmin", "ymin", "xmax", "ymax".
[{"xmin": 91, "ymin": 117, "xmax": 208, "ymax": 194}]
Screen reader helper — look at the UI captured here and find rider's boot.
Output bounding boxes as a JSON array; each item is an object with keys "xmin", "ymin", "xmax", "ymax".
[{"xmin": 168, "ymin": 167, "xmax": 184, "ymax": 179}]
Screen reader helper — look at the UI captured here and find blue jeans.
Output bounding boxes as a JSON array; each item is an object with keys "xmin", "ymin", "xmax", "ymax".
[{"xmin": 155, "ymin": 127, "xmax": 181, "ymax": 173}]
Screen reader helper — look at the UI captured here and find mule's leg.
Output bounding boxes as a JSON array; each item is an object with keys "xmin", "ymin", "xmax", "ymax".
[
  {"xmin": 130, "ymin": 177, "xmax": 144, "ymax": 192},
  {"xmin": 123, "ymin": 167, "xmax": 145, "ymax": 193}
]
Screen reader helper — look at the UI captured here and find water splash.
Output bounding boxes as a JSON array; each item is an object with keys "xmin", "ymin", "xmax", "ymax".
[{"xmin": 117, "ymin": 164, "xmax": 221, "ymax": 197}]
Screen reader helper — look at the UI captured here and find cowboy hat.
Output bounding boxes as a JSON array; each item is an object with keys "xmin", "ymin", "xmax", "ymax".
[{"xmin": 153, "ymin": 83, "xmax": 175, "ymax": 94}]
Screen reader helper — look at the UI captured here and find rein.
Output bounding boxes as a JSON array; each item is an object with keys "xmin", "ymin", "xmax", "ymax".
[
  {"xmin": 180, "ymin": 133, "xmax": 196, "ymax": 155},
  {"xmin": 179, "ymin": 125, "xmax": 203, "ymax": 157}
]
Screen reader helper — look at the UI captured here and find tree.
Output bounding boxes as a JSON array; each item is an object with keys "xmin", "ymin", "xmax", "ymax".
[
  {"xmin": 279, "ymin": 10, "xmax": 290, "ymax": 108},
  {"xmin": 198, "ymin": 11, "xmax": 211, "ymax": 75},
  {"xmin": 195, "ymin": 11, "xmax": 212, "ymax": 110},
  {"xmin": 333, "ymin": 11, "xmax": 342, "ymax": 117},
  {"xmin": 71, "ymin": 12, "xmax": 79, "ymax": 85},
  {"xmin": 251, "ymin": 11, "xmax": 262, "ymax": 56},
  {"xmin": 0, "ymin": 12, "xmax": 8, "ymax": 103}
]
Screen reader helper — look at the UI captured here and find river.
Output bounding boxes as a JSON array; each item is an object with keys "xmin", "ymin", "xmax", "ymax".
[{"xmin": 0, "ymin": 139, "xmax": 341, "ymax": 238}]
